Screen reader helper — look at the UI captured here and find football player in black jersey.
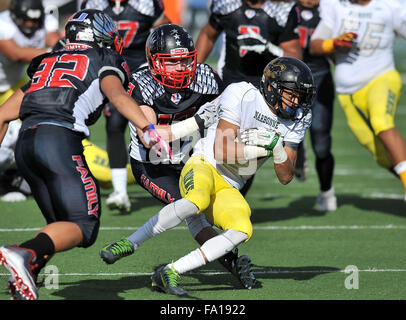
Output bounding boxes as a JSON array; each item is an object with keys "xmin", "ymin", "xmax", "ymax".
[
  {"xmin": 293, "ymin": 0, "xmax": 337, "ymax": 211},
  {"xmin": 195, "ymin": 0, "xmax": 306, "ymax": 193},
  {"xmin": 100, "ymin": 24, "xmax": 258, "ymax": 290},
  {"xmin": 0, "ymin": 9, "xmax": 172, "ymax": 300},
  {"xmin": 80, "ymin": 0, "xmax": 171, "ymax": 213}
]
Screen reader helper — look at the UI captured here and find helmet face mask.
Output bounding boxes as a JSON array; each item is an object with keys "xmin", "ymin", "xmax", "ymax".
[
  {"xmin": 146, "ymin": 24, "xmax": 197, "ymax": 89},
  {"xmin": 10, "ymin": 0, "xmax": 44, "ymax": 37},
  {"xmin": 260, "ymin": 57, "xmax": 316, "ymax": 120},
  {"xmin": 65, "ymin": 9, "xmax": 123, "ymax": 53}
]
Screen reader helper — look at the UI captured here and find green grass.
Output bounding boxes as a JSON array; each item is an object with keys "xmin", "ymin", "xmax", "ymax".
[{"xmin": 1, "ymin": 41, "xmax": 406, "ymax": 303}]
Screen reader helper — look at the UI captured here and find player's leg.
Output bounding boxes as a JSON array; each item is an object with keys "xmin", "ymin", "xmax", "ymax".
[
  {"xmin": 104, "ymin": 103, "xmax": 131, "ymax": 212},
  {"xmin": 310, "ymin": 71, "xmax": 336, "ymax": 211},
  {"xmin": 368, "ymin": 70, "xmax": 406, "ymax": 198}
]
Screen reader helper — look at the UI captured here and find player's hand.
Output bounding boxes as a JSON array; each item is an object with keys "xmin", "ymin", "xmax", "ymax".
[
  {"xmin": 334, "ymin": 32, "xmax": 358, "ymax": 48},
  {"xmin": 237, "ymin": 29, "xmax": 283, "ymax": 56},
  {"xmin": 241, "ymin": 127, "xmax": 281, "ymax": 151},
  {"xmin": 194, "ymin": 101, "xmax": 219, "ymax": 130},
  {"xmin": 142, "ymin": 124, "xmax": 173, "ymax": 159}
]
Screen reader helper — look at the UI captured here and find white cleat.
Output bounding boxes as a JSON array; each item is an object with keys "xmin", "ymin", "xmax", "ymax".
[
  {"xmin": 315, "ymin": 187, "xmax": 337, "ymax": 212},
  {"xmin": 0, "ymin": 245, "xmax": 38, "ymax": 300},
  {"xmin": 1, "ymin": 192, "xmax": 27, "ymax": 202},
  {"xmin": 106, "ymin": 192, "xmax": 131, "ymax": 213}
]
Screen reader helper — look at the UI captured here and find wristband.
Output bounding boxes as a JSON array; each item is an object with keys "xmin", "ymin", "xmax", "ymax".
[
  {"xmin": 243, "ymin": 145, "xmax": 270, "ymax": 161},
  {"xmin": 273, "ymin": 140, "xmax": 288, "ymax": 164},
  {"xmin": 142, "ymin": 124, "xmax": 155, "ymax": 133},
  {"xmin": 321, "ymin": 39, "xmax": 335, "ymax": 54}
]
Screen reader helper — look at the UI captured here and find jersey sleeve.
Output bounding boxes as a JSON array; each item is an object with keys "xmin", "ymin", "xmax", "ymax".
[
  {"xmin": 283, "ymin": 111, "xmax": 312, "ymax": 144},
  {"xmin": 208, "ymin": 0, "xmax": 242, "ymax": 31},
  {"xmin": 98, "ymin": 50, "xmax": 130, "ymax": 87},
  {"xmin": 44, "ymin": 14, "xmax": 59, "ymax": 33},
  {"xmin": 217, "ymin": 83, "xmax": 244, "ymax": 127},
  {"xmin": 393, "ymin": 0, "xmax": 406, "ymax": 38},
  {"xmin": 127, "ymin": 76, "xmax": 146, "ymax": 106},
  {"xmin": 277, "ymin": 6, "xmax": 300, "ymax": 44},
  {"xmin": 0, "ymin": 19, "xmax": 15, "ymax": 40}
]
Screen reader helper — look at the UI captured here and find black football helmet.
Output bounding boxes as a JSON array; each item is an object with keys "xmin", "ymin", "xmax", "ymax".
[
  {"xmin": 146, "ymin": 24, "xmax": 197, "ymax": 89},
  {"xmin": 260, "ymin": 57, "xmax": 316, "ymax": 120},
  {"xmin": 9, "ymin": 0, "xmax": 45, "ymax": 37},
  {"xmin": 65, "ymin": 9, "xmax": 123, "ymax": 53}
]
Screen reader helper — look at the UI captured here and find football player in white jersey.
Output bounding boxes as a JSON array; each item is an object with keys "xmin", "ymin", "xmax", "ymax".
[
  {"xmin": 102, "ymin": 57, "xmax": 315, "ymax": 296},
  {"xmin": 310, "ymin": 0, "xmax": 406, "ymax": 200},
  {"xmin": 0, "ymin": 0, "xmax": 60, "ymax": 105}
]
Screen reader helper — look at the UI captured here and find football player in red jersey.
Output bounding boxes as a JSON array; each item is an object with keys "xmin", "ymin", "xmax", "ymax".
[
  {"xmin": 80, "ymin": 0, "xmax": 171, "ymax": 213},
  {"xmin": 0, "ymin": 9, "xmax": 172, "ymax": 300}
]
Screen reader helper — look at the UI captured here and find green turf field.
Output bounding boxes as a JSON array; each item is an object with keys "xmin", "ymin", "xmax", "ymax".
[{"xmin": 1, "ymin": 41, "xmax": 406, "ymax": 303}]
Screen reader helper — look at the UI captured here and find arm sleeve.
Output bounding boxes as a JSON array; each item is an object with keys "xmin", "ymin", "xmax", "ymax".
[{"xmin": 277, "ymin": 6, "xmax": 300, "ymax": 44}]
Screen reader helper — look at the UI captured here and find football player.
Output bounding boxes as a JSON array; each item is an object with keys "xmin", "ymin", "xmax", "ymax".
[
  {"xmin": 102, "ymin": 57, "xmax": 315, "ymax": 296},
  {"xmin": 80, "ymin": 0, "xmax": 171, "ymax": 213},
  {"xmin": 310, "ymin": 0, "xmax": 406, "ymax": 201},
  {"xmin": 293, "ymin": 0, "xmax": 337, "ymax": 211},
  {"xmin": 0, "ymin": 9, "xmax": 172, "ymax": 300},
  {"xmin": 0, "ymin": 0, "xmax": 60, "ymax": 105},
  {"xmin": 195, "ymin": 0, "xmax": 308, "ymax": 191},
  {"xmin": 100, "ymin": 24, "xmax": 258, "ymax": 290}
]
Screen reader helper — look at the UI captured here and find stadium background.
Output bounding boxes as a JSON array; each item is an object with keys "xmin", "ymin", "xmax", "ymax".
[{"xmin": 0, "ymin": 0, "xmax": 406, "ymax": 301}]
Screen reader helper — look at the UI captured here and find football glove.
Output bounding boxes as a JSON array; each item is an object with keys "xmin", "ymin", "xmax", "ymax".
[
  {"xmin": 240, "ymin": 127, "xmax": 281, "ymax": 152},
  {"xmin": 142, "ymin": 124, "xmax": 173, "ymax": 159},
  {"xmin": 237, "ymin": 29, "xmax": 283, "ymax": 57},
  {"xmin": 322, "ymin": 32, "xmax": 358, "ymax": 53},
  {"xmin": 194, "ymin": 100, "xmax": 219, "ymax": 130}
]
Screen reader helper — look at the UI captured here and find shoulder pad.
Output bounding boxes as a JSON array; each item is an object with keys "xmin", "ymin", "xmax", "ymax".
[
  {"xmin": 128, "ymin": 0, "xmax": 157, "ymax": 16},
  {"xmin": 189, "ymin": 64, "xmax": 221, "ymax": 95},
  {"xmin": 82, "ymin": 0, "xmax": 109, "ymax": 10},
  {"xmin": 131, "ymin": 68, "xmax": 165, "ymax": 105},
  {"xmin": 262, "ymin": 1, "xmax": 295, "ymax": 27},
  {"xmin": 211, "ymin": 0, "xmax": 242, "ymax": 15}
]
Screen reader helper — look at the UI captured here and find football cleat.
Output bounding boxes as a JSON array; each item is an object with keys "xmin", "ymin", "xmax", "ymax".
[
  {"xmin": 221, "ymin": 249, "xmax": 258, "ymax": 289},
  {"xmin": 315, "ymin": 187, "xmax": 337, "ymax": 212},
  {"xmin": 100, "ymin": 238, "xmax": 134, "ymax": 264},
  {"xmin": 151, "ymin": 264, "xmax": 188, "ymax": 296},
  {"xmin": 0, "ymin": 245, "xmax": 38, "ymax": 300},
  {"xmin": 106, "ymin": 191, "xmax": 131, "ymax": 213}
]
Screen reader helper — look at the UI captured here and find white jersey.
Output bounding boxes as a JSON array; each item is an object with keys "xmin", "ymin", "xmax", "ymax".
[
  {"xmin": 193, "ymin": 82, "xmax": 311, "ymax": 190},
  {"xmin": 0, "ymin": 11, "xmax": 58, "ymax": 92},
  {"xmin": 316, "ymin": 0, "xmax": 406, "ymax": 94}
]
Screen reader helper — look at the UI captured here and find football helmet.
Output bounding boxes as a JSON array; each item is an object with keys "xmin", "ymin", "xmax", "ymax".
[
  {"xmin": 65, "ymin": 9, "xmax": 123, "ymax": 53},
  {"xmin": 146, "ymin": 24, "xmax": 197, "ymax": 89},
  {"xmin": 9, "ymin": 0, "xmax": 44, "ymax": 37},
  {"xmin": 260, "ymin": 57, "xmax": 316, "ymax": 120}
]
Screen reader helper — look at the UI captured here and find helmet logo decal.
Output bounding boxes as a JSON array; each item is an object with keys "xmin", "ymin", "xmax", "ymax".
[
  {"xmin": 69, "ymin": 12, "xmax": 88, "ymax": 22},
  {"xmin": 26, "ymin": 9, "xmax": 42, "ymax": 19},
  {"xmin": 269, "ymin": 63, "xmax": 286, "ymax": 79},
  {"xmin": 76, "ymin": 28, "xmax": 95, "ymax": 42}
]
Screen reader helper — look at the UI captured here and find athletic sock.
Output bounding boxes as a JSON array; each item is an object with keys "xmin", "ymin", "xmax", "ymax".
[
  {"xmin": 20, "ymin": 233, "xmax": 55, "ymax": 275},
  {"xmin": 111, "ymin": 168, "xmax": 128, "ymax": 194},
  {"xmin": 394, "ymin": 161, "xmax": 406, "ymax": 191}
]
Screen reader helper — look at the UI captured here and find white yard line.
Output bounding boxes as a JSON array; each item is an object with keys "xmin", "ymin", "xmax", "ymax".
[{"xmin": 1, "ymin": 224, "xmax": 406, "ymax": 232}]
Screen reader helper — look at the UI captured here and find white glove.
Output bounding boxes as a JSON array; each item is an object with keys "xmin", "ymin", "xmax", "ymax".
[
  {"xmin": 241, "ymin": 127, "xmax": 281, "ymax": 151},
  {"xmin": 194, "ymin": 100, "xmax": 219, "ymax": 130},
  {"xmin": 237, "ymin": 29, "xmax": 283, "ymax": 57}
]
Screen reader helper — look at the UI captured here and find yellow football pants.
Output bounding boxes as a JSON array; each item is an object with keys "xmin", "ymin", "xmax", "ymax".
[
  {"xmin": 0, "ymin": 77, "xmax": 29, "ymax": 105},
  {"xmin": 82, "ymin": 139, "xmax": 135, "ymax": 189},
  {"xmin": 338, "ymin": 70, "xmax": 402, "ymax": 168},
  {"xmin": 179, "ymin": 155, "xmax": 253, "ymax": 241}
]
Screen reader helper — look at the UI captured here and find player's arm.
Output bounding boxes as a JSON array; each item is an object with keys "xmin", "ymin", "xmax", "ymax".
[
  {"xmin": 0, "ymin": 39, "xmax": 47, "ymax": 63},
  {"xmin": 196, "ymin": 22, "xmax": 221, "ymax": 63},
  {"xmin": 101, "ymin": 75, "xmax": 172, "ymax": 157},
  {"xmin": 273, "ymin": 144, "xmax": 295, "ymax": 185},
  {"xmin": 280, "ymin": 38, "xmax": 302, "ymax": 60},
  {"xmin": 0, "ymin": 89, "xmax": 24, "ymax": 144},
  {"xmin": 310, "ymin": 21, "xmax": 357, "ymax": 55},
  {"xmin": 153, "ymin": 14, "xmax": 171, "ymax": 27},
  {"xmin": 45, "ymin": 31, "xmax": 62, "ymax": 48}
]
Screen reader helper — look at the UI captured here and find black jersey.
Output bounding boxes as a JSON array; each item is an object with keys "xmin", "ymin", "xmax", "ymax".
[
  {"xmin": 81, "ymin": 0, "xmax": 164, "ymax": 72},
  {"xmin": 292, "ymin": 3, "xmax": 330, "ymax": 73},
  {"xmin": 19, "ymin": 46, "xmax": 129, "ymax": 136},
  {"xmin": 128, "ymin": 63, "xmax": 223, "ymax": 164},
  {"xmin": 210, "ymin": 0, "xmax": 298, "ymax": 86}
]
